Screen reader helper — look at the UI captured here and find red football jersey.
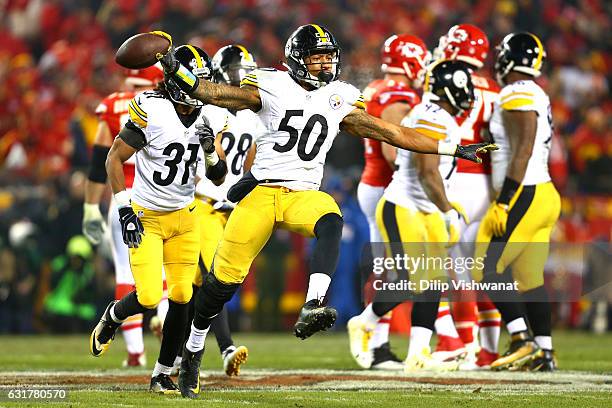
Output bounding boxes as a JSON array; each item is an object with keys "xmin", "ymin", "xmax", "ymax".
[
  {"xmin": 455, "ymin": 74, "xmax": 500, "ymax": 174},
  {"xmin": 95, "ymin": 91, "xmax": 137, "ymax": 187},
  {"xmin": 360, "ymin": 79, "xmax": 421, "ymax": 187}
]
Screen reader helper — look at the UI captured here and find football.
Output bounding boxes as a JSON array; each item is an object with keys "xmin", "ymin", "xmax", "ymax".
[{"xmin": 115, "ymin": 32, "xmax": 171, "ymax": 69}]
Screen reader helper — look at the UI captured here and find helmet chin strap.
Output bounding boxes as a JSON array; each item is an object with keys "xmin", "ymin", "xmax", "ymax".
[{"xmin": 317, "ymin": 70, "xmax": 333, "ymax": 83}]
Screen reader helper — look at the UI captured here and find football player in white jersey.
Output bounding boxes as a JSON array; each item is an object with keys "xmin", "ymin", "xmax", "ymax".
[
  {"xmin": 349, "ymin": 60, "xmax": 474, "ymax": 372},
  {"xmin": 180, "ymin": 44, "xmax": 264, "ymax": 377},
  {"xmin": 473, "ymin": 33, "xmax": 560, "ymax": 371},
  {"xmin": 89, "ymin": 45, "xmax": 229, "ymax": 393},
  {"xmin": 82, "ymin": 65, "xmax": 169, "ymax": 368},
  {"xmin": 154, "ymin": 26, "xmax": 496, "ymax": 398}
]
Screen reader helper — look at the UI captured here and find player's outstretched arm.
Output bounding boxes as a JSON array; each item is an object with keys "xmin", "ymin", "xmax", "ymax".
[
  {"xmin": 157, "ymin": 49, "xmax": 262, "ymax": 112},
  {"xmin": 341, "ymin": 108, "xmax": 497, "ymax": 163}
]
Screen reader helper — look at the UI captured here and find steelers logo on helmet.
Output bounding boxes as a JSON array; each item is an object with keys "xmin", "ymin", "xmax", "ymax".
[
  {"xmin": 284, "ymin": 24, "xmax": 341, "ymax": 89},
  {"xmin": 168, "ymin": 45, "xmax": 213, "ymax": 106},
  {"xmin": 426, "ymin": 59, "xmax": 475, "ymax": 114}
]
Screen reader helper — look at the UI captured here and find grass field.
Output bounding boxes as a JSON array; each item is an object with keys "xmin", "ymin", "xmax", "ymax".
[{"xmin": 0, "ymin": 331, "xmax": 611, "ymax": 407}]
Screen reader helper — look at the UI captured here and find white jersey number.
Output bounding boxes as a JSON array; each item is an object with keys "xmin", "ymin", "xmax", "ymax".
[
  {"xmin": 153, "ymin": 143, "xmax": 199, "ymax": 186},
  {"xmin": 272, "ymin": 110, "xmax": 329, "ymax": 161}
]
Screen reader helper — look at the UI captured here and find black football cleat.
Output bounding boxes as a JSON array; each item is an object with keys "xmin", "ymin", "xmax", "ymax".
[
  {"xmin": 293, "ymin": 299, "xmax": 337, "ymax": 340},
  {"xmin": 371, "ymin": 342, "xmax": 404, "ymax": 370},
  {"xmin": 529, "ymin": 348, "xmax": 557, "ymax": 372},
  {"xmin": 178, "ymin": 345, "xmax": 203, "ymax": 399},
  {"xmin": 150, "ymin": 374, "xmax": 180, "ymax": 395},
  {"xmin": 90, "ymin": 300, "xmax": 121, "ymax": 357}
]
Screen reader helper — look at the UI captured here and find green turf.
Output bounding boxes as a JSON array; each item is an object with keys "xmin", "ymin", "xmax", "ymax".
[
  {"xmin": 0, "ymin": 331, "xmax": 611, "ymax": 407},
  {"xmin": 1, "ymin": 330, "xmax": 611, "ymax": 372},
  {"xmin": 1, "ymin": 390, "xmax": 611, "ymax": 408}
]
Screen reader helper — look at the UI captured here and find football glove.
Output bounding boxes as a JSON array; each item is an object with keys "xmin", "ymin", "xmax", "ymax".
[
  {"xmin": 484, "ymin": 201, "xmax": 509, "ymax": 238},
  {"xmin": 156, "ymin": 42, "xmax": 200, "ymax": 94},
  {"xmin": 118, "ymin": 206, "xmax": 144, "ymax": 248},
  {"xmin": 454, "ymin": 142, "xmax": 498, "ymax": 163},
  {"xmin": 442, "ymin": 208, "xmax": 462, "ymax": 246},
  {"xmin": 195, "ymin": 121, "xmax": 215, "ymax": 154},
  {"xmin": 82, "ymin": 203, "xmax": 106, "ymax": 245}
]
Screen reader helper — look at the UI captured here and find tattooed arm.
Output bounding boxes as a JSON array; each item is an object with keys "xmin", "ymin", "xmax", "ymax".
[{"xmin": 191, "ymin": 83, "xmax": 262, "ymax": 112}]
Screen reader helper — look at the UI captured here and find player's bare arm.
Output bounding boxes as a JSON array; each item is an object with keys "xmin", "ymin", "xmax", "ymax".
[
  {"xmin": 106, "ymin": 136, "xmax": 138, "ymax": 194},
  {"xmin": 193, "ymin": 82, "xmax": 262, "ymax": 112},
  {"xmin": 85, "ymin": 120, "xmax": 113, "ymax": 205},
  {"xmin": 415, "ymin": 153, "xmax": 452, "ymax": 212},
  {"xmin": 379, "ymin": 102, "xmax": 410, "ymax": 167},
  {"xmin": 341, "ymin": 107, "xmax": 441, "ymax": 154},
  {"xmin": 243, "ymin": 143, "xmax": 257, "ymax": 172},
  {"xmin": 210, "ymin": 131, "xmax": 227, "ymax": 186},
  {"xmin": 503, "ymin": 109, "xmax": 537, "ymax": 183}
]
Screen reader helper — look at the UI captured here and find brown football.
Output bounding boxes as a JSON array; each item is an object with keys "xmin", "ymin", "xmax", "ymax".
[{"xmin": 115, "ymin": 32, "xmax": 171, "ymax": 69}]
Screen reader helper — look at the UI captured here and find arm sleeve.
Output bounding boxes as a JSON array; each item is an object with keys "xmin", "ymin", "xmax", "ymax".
[{"xmin": 119, "ymin": 122, "xmax": 147, "ymax": 150}]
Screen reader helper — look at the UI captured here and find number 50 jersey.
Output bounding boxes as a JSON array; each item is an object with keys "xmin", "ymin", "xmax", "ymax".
[
  {"xmin": 127, "ymin": 90, "xmax": 228, "ymax": 211},
  {"xmin": 243, "ymin": 69, "xmax": 364, "ymax": 191}
]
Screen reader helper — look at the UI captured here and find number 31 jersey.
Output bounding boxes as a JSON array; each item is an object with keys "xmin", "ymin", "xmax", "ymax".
[
  {"xmin": 243, "ymin": 69, "xmax": 364, "ymax": 191},
  {"xmin": 196, "ymin": 109, "xmax": 266, "ymax": 202},
  {"xmin": 127, "ymin": 90, "xmax": 227, "ymax": 211}
]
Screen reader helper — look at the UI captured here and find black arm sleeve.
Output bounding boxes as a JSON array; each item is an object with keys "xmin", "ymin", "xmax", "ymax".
[
  {"xmin": 88, "ymin": 144, "xmax": 110, "ymax": 183},
  {"xmin": 118, "ymin": 121, "xmax": 147, "ymax": 150},
  {"xmin": 205, "ymin": 159, "xmax": 227, "ymax": 181}
]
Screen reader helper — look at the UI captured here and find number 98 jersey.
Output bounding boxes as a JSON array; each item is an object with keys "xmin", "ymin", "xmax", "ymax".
[
  {"xmin": 127, "ymin": 90, "xmax": 228, "ymax": 211},
  {"xmin": 196, "ymin": 109, "xmax": 266, "ymax": 202},
  {"xmin": 244, "ymin": 69, "xmax": 364, "ymax": 191}
]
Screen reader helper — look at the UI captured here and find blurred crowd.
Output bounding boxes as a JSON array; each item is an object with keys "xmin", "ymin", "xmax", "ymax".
[{"xmin": 0, "ymin": 0, "xmax": 610, "ymax": 333}]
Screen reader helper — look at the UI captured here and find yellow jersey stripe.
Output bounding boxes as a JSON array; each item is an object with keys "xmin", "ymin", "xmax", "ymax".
[
  {"xmin": 501, "ymin": 98, "xmax": 534, "ymax": 110},
  {"xmin": 185, "ymin": 45, "xmax": 202, "ymax": 68},
  {"xmin": 415, "ymin": 127, "xmax": 446, "ymax": 140},
  {"xmin": 501, "ymin": 91, "xmax": 534, "ymax": 102},
  {"xmin": 352, "ymin": 100, "xmax": 366, "ymax": 109},
  {"xmin": 416, "ymin": 119, "xmax": 446, "ymax": 130},
  {"xmin": 530, "ymin": 33, "xmax": 544, "ymax": 71},
  {"xmin": 310, "ymin": 24, "xmax": 328, "ymax": 42},
  {"xmin": 128, "ymin": 102, "xmax": 147, "ymax": 121},
  {"xmin": 235, "ymin": 44, "xmax": 253, "ymax": 61},
  {"xmin": 240, "ymin": 78, "xmax": 259, "ymax": 88},
  {"xmin": 128, "ymin": 105, "xmax": 147, "ymax": 128},
  {"xmin": 129, "ymin": 100, "xmax": 147, "ymax": 118},
  {"xmin": 244, "ymin": 73, "xmax": 258, "ymax": 82}
]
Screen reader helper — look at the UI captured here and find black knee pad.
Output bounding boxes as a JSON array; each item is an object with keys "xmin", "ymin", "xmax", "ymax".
[
  {"xmin": 314, "ymin": 213, "xmax": 343, "ymax": 239},
  {"xmin": 194, "ymin": 272, "xmax": 240, "ymax": 321}
]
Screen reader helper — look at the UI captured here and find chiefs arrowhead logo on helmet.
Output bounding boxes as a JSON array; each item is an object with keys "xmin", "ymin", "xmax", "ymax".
[{"xmin": 434, "ymin": 24, "xmax": 489, "ymax": 69}]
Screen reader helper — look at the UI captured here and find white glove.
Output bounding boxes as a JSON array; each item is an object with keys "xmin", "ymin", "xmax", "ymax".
[
  {"xmin": 442, "ymin": 208, "xmax": 462, "ymax": 247},
  {"xmin": 82, "ymin": 203, "xmax": 106, "ymax": 245}
]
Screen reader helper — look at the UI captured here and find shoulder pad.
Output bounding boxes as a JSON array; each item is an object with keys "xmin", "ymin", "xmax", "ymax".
[
  {"xmin": 410, "ymin": 102, "xmax": 449, "ymax": 140},
  {"xmin": 499, "ymin": 82, "xmax": 537, "ymax": 111}
]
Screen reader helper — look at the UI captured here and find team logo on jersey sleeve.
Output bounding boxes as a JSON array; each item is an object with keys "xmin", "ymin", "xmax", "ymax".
[{"xmin": 329, "ymin": 94, "xmax": 343, "ymax": 109}]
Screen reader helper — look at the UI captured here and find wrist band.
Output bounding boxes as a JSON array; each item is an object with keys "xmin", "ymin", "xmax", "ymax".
[
  {"xmin": 114, "ymin": 190, "xmax": 131, "ymax": 208},
  {"xmin": 437, "ymin": 142, "xmax": 457, "ymax": 156},
  {"xmin": 497, "ymin": 177, "xmax": 520, "ymax": 205}
]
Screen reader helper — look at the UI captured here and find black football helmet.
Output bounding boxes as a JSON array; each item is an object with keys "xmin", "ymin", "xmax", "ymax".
[
  {"xmin": 166, "ymin": 44, "xmax": 212, "ymax": 106},
  {"xmin": 495, "ymin": 32, "xmax": 546, "ymax": 85},
  {"xmin": 425, "ymin": 60, "xmax": 475, "ymax": 113},
  {"xmin": 284, "ymin": 24, "xmax": 340, "ymax": 89},
  {"xmin": 211, "ymin": 44, "xmax": 258, "ymax": 86}
]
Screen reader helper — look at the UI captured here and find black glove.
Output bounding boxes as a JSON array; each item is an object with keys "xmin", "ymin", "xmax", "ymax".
[
  {"xmin": 118, "ymin": 206, "xmax": 144, "ymax": 248},
  {"xmin": 156, "ymin": 47, "xmax": 199, "ymax": 94},
  {"xmin": 454, "ymin": 143, "xmax": 498, "ymax": 163},
  {"xmin": 196, "ymin": 122, "xmax": 215, "ymax": 153}
]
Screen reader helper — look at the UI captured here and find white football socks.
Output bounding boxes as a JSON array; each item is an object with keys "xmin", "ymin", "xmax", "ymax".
[
  {"xmin": 152, "ymin": 362, "xmax": 172, "ymax": 377},
  {"xmin": 408, "ymin": 326, "xmax": 433, "ymax": 357},
  {"xmin": 506, "ymin": 317, "xmax": 528, "ymax": 334},
  {"xmin": 186, "ymin": 323, "xmax": 210, "ymax": 353},
  {"xmin": 305, "ymin": 273, "xmax": 331, "ymax": 303},
  {"xmin": 534, "ymin": 335, "xmax": 552, "ymax": 350},
  {"xmin": 360, "ymin": 303, "xmax": 382, "ymax": 326}
]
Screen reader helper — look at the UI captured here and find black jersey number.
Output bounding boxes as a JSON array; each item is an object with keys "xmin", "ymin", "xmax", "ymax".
[
  {"xmin": 153, "ymin": 143, "xmax": 199, "ymax": 186},
  {"xmin": 273, "ymin": 110, "xmax": 328, "ymax": 161},
  {"xmin": 221, "ymin": 132, "xmax": 253, "ymax": 175}
]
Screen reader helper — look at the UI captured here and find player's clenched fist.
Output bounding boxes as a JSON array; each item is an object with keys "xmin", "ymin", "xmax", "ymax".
[{"xmin": 118, "ymin": 206, "xmax": 144, "ymax": 248}]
